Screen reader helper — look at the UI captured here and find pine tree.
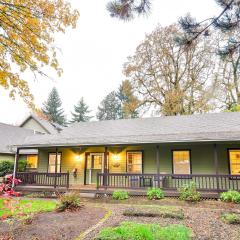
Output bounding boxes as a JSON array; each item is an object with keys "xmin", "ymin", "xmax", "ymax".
[
  {"xmin": 42, "ymin": 87, "xmax": 66, "ymax": 126},
  {"xmin": 179, "ymin": 0, "xmax": 240, "ymax": 56},
  {"xmin": 96, "ymin": 91, "xmax": 121, "ymax": 120},
  {"xmin": 71, "ymin": 97, "xmax": 93, "ymax": 123},
  {"xmin": 107, "ymin": 0, "xmax": 151, "ymax": 21},
  {"xmin": 117, "ymin": 80, "xmax": 140, "ymax": 118},
  {"xmin": 107, "ymin": 1, "xmax": 239, "ymax": 56}
]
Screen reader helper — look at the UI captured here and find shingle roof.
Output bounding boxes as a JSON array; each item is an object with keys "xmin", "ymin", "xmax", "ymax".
[
  {"xmin": 17, "ymin": 112, "xmax": 240, "ymax": 148},
  {"xmin": 19, "ymin": 114, "xmax": 64, "ymax": 134},
  {"xmin": 0, "ymin": 123, "xmax": 35, "ymax": 153}
]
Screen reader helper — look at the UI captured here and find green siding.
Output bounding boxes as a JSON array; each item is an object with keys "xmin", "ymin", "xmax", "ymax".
[
  {"xmin": 0, "ymin": 154, "xmax": 15, "ymax": 162},
  {"xmin": 36, "ymin": 143, "xmax": 240, "ymax": 186},
  {"xmin": 0, "ymin": 154, "xmax": 27, "ymax": 162},
  {"xmin": 21, "ymin": 118, "xmax": 48, "ymax": 134}
]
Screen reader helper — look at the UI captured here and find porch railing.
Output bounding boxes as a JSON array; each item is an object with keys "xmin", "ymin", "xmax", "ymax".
[
  {"xmin": 96, "ymin": 173, "xmax": 240, "ymax": 192},
  {"xmin": 16, "ymin": 172, "xmax": 70, "ymax": 188}
]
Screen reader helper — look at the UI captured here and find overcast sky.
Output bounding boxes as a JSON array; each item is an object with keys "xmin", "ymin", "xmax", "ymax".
[{"xmin": 0, "ymin": 0, "xmax": 220, "ymax": 125}]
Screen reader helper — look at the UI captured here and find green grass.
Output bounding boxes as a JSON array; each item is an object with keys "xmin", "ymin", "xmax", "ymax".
[
  {"xmin": 123, "ymin": 205, "xmax": 184, "ymax": 219},
  {"xmin": 95, "ymin": 222, "xmax": 192, "ymax": 240},
  {"xmin": 0, "ymin": 198, "xmax": 57, "ymax": 218}
]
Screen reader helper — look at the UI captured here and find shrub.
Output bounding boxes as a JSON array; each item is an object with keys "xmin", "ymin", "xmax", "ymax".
[
  {"xmin": 56, "ymin": 191, "xmax": 82, "ymax": 212},
  {"xmin": 147, "ymin": 188, "xmax": 164, "ymax": 200},
  {"xmin": 178, "ymin": 182, "xmax": 201, "ymax": 202},
  {"xmin": 112, "ymin": 190, "xmax": 129, "ymax": 200},
  {"xmin": 0, "ymin": 161, "xmax": 14, "ymax": 177},
  {"xmin": 221, "ymin": 213, "xmax": 240, "ymax": 224},
  {"xmin": 95, "ymin": 222, "xmax": 192, "ymax": 240},
  {"xmin": 0, "ymin": 160, "xmax": 27, "ymax": 177},
  {"xmin": 18, "ymin": 160, "xmax": 28, "ymax": 172},
  {"xmin": 123, "ymin": 205, "xmax": 184, "ymax": 219},
  {"xmin": 0, "ymin": 174, "xmax": 22, "ymax": 197},
  {"xmin": 220, "ymin": 190, "xmax": 240, "ymax": 203}
]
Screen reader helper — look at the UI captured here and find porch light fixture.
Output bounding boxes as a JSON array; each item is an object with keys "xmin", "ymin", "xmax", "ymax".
[
  {"xmin": 75, "ymin": 154, "xmax": 83, "ymax": 162},
  {"xmin": 112, "ymin": 154, "xmax": 120, "ymax": 167}
]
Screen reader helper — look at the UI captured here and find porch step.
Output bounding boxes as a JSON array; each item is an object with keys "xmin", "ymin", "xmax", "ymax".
[{"xmin": 79, "ymin": 192, "xmax": 96, "ymax": 198}]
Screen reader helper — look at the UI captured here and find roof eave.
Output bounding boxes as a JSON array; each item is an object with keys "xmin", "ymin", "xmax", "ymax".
[{"xmin": 13, "ymin": 138, "xmax": 240, "ymax": 149}]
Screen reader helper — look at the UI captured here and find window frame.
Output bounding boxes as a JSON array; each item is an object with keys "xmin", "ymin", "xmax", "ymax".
[
  {"xmin": 26, "ymin": 154, "xmax": 38, "ymax": 169},
  {"xmin": 47, "ymin": 152, "xmax": 62, "ymax": 173},
  {"xmin": 228, "ymin": 148, "xmax": 240, "ymax": 176},
  {"xmin": 172, "ymin": 149, "xmax": 192, "ymax": 176},
  {"xmin": 126, "ymin": 150, "xmax": 144, "ymax": 174}
]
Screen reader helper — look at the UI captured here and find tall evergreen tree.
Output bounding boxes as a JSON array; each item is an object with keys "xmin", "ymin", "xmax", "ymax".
[
  {"xmin": 107, "ymin": 1, "xmax": 240, "ymax": 56},
  {"xmin": 117, "ymin": 80, "xmax": 140, "ymax": 118},
  {"xmin": 71, "ymin": 97, "xmax": 93, "ymax": 123},
  {"xmin": 96, "ymin": 91, "xmax": 121, "ymax": 120},
  {"xmin": 42, "ymin": 87, "xmax": 66, "ymax": 126},
  {"xmin": 179, "ymin": 0, "xmax": 240, "ymax": 56}
]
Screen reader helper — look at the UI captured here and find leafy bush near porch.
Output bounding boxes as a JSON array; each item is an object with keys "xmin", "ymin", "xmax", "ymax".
[
  {"xmin": 220, "ymin": 190, "xmax": 240, "ymax": 203},
  {"xmin": 123, "ymin": 205, "xmax": 184, "ymax": 219},
  {"xmin": 147, "ymin": 188, "xmax": 164, "ymax": 200},
  {"xmin": 0, "ymin": 160, "xmax": 28, "ymax": 177},
  {"xmin": 112, "ymin": 190, "xmax": 129, "ymax": 200},
  {"xmin": 56, "ymin": 191, "xmax": 82, "ymax": 212},
  {"xmin": 0, "ymin": 161, "xmax": 14, "ymax": 177},
  {"xmin": 95, "ymin": 222, "xmax": 192, "ymax": 240},
  {"xmin": 178, "ymin": 182, "xmax": 201, "ymax": 202},
  {"xmin": 221, "ymin": 213, "xmax": 240, "ymax": 224}
]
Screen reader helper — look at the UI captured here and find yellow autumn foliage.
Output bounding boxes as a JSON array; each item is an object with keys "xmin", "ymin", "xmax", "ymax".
[{"xmin": 0, "ymin": 0, "xmax": 79, "ymax": 107}]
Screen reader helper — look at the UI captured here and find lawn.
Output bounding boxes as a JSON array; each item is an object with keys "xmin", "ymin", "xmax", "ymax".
[
  {"xmin": 0, "ymin": 198, "xmax": 57, "ymax": 218},
  {"xmin": 95, "ymin": 222, "xmax": 191, "ymax": 240}
]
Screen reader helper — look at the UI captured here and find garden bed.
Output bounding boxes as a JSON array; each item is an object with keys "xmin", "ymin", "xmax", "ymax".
[
  {"xmin": 0, "ymin": 198, "xmax": 106, "ymax": 240},
  {"xmin": 82, "ymin": 201, "xmax": 240, "ymax": 240}
]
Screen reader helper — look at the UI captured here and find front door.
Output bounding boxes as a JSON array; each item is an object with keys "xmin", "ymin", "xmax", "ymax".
[{"xmin": 87, "ymin": 153, "xmax": 104, "ymax": 184}]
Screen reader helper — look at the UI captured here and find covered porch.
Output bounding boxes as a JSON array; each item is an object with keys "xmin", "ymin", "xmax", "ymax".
[{"xmin": 14, "ymin": 142, "xmax": 240, "ymax": 194}]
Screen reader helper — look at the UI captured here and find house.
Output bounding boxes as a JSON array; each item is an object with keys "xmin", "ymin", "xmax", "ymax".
[
  {"xmin": 14, "ymin": 112, "xmax": 240, "ymax": 196},
  {"xmin": 0, "ymin": 114, "xmax": 62, "ymax": 169},
  {"xmin": 19, "ymin": 114, "xmax": 64, "ymax": 134},
  {"xmin": 0, "ymin": 123, "xmax": 36, "ymax": 163}
]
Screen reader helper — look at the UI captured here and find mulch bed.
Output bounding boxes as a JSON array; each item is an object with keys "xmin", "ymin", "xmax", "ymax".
[
  {"xmin": 0, "ymin": 205, "xmax": 106, "ymax": 240},
  {"xmin": 82, "ymin": 198, "xmax": 240, "ymax": 240}
]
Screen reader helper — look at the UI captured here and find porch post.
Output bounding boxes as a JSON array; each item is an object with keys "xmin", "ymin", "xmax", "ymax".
[
  {"xmin": 156, "ymin": 145, "xmax": 160, "ymax": 187},
  {"xmin": 54, "ymin": 148, "xmax": 58, "ymax": 188},
  {"xmin": 103, "ymin": 147, "xmax": 108, "ymax": 187},
  {"xmin": 214, "ymin": 144, "xmax": 220, "ymax": 192},
  {"xmin": 12, "ymin": 148, "xmax": 20, "ymax": 188}
]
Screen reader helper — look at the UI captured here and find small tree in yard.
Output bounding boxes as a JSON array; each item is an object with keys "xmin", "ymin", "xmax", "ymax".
[
  {"xmin": 0, "ymin": 175, "xmax": 21, "ymax": 197},
  {"xmin": 42, "ymin": 87, "xmax": 67, "ymax": 126},
  {"xmin": 71, "ymin": 97, "xmax": 93, "ymax": 123}
]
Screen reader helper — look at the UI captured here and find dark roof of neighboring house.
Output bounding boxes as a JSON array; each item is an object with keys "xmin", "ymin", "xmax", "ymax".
[
  {"xmin": 0, "ymin": 123, "xmax": 35, "ymax": 154},
  {"xmin": 19, "ymin": 114, "xmax": 64, "ymax": 134},
  {"xmin": 17, "ymin": 112, "xmax": 240, "ymax": 148}
]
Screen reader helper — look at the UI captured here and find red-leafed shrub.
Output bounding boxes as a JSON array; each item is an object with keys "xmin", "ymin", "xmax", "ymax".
[{"xmin": 0, "ymin": 174, "xmax": 22, "ymax": 197}]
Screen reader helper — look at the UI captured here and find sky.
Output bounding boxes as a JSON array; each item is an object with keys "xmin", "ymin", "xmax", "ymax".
[{"xmin": 0, "ymin": 0, "xmax": 221, "ymax": 125}]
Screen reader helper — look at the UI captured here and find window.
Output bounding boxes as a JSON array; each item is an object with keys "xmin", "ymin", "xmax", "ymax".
[
  {"xmin": 127, "ymin": 151, "xmax": 142, "ymax": 173},
  {"xmin": 173, "ymin": 150, "xmax": 191, "ymax": 174},
  {"xmin": 48, "ymin": 153, "xmax": 61, "ymax": 173},
  {"xmin": 229, "ymin": 150, "xmax": 240, "ymax": 175},
  {"xmin": 27, "ymin": 155, "xmax": 38, "ymax": 169}
]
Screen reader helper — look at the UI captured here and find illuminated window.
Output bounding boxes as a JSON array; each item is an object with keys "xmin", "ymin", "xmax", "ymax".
[
  {"xmin": 173, "ymin": 150, "xmax": 191, "ymax": 174},
  {"xmin": 27, "ymin": 155, "xmax": 38, "ymax": 169},
  {"xmin": 229, "ymin": 150, "xmax": 240, "ymax": 175},
  {"xmin": 48, "ymin": 153, "xmax": 61, "ymax": 173},
  {"xmin": 127, "ymin": 151, "xmax": 142, "ymax": 173}
]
